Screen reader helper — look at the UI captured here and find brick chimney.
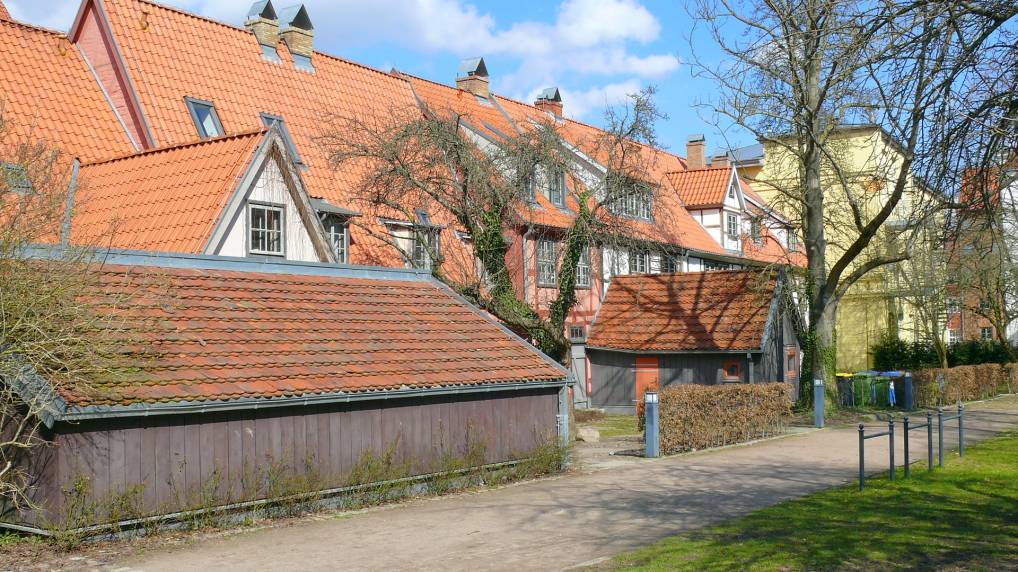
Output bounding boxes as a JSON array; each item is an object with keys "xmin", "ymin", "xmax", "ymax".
[
  {"xmin": 279, "ymin": 4, "xmax": 313, "ymax": 61},
  {"xmin": 245, "ymin": 1, "xmax": 279, "ymax": 47},
  {"xmin": 712, "ymin": 153, "xmax": 730, "ymax": 168},
  {"xmin": 687, "ymin": 134, "xmax": 706, "ymax": 170},
  {"xmin": 534, "ymin": 87, "xmax": 563, "ymax": 117},
  {"xmin": 456, "ymin": 57, "xmax": 490, "ymax": 99}
]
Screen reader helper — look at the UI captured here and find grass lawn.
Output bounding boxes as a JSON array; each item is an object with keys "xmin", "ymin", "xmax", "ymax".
[
  {"xmin": 583, "ymin": 414, "xmax": 640, "ymax": 438},
  {"xmin": 606, "ymin": 431, "xmax": 1018, "ymax": 571}
]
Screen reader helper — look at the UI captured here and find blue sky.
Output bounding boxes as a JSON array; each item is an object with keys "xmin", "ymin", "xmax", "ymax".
[{"xmin": 6, "ymin": 0, "xmax": 752, "ymax": 155}]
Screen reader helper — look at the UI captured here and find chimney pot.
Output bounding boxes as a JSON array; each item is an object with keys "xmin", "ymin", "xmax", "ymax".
[
  {"xmin": 534, "ymin": 87, "xmax": 563, "ymax": 117},
  {"xmin": 456, "ymin": 57, "xmax": 490, "ymax": 99},
  {"xmin": 687, "ymin": 134, "xmax": 706, "ymax": 170},
  {"xmin": 246, "ymin": 1, "xmax": 279, "ymax": 47},
  {"xmin": 279, "ymin": 4, "xmax": 314, "ymax": 60}
]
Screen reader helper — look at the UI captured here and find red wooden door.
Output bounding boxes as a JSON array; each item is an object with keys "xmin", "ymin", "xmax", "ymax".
[{"xmin": 635, "ymin": 356, "xmax": 660, "ymax": 402}]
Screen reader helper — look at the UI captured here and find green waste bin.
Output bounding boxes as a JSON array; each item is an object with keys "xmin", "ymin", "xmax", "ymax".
[
  {"xmin": 872, "ymin": 377, "xmax": 892, "ymax": 407},
  {"xmin": 852, "ymin": 373, "xmax": 876, "ymax": 407}
]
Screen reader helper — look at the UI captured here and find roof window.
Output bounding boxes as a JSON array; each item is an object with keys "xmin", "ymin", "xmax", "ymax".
[
  {"xmin": 260, "ymin": 44, "xmax": 282, "ymax": 63},
  {"xmin": 261, "ymin": 113, "xmax": 304, "ymax": 166},
  {"xmin": 185, "ymin": 97, "xmax": 224, "ymax": 138},
  {"xmin": 2, "ymin": 163, "xmax": 31, "ymax": 194},
  {"xmin": 292, "ymin": 53, "xmax": 315, "ymax": 72}
]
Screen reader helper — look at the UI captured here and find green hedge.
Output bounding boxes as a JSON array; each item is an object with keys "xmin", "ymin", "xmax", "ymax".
[
  {"xmin": 871, "ymin": 331, "xmax": 1014, "ymax": 371},
  {"xmin": 912, "ymin": 363, "xmax": 1016, "ymax": 407},
  {"xmin": 642, "ymin": 383, "xmax": 792, "ymax": 454}
]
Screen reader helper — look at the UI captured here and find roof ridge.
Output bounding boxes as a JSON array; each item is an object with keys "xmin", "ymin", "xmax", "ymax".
[
  {"xmin": 81, "ymin": 128, "xmax": 267, "ymax": 167},
  {"xmin": 0, "ymin": 12, "xmax": 68, "ymax": 37},
  {"xmin": 129, "ymin": 0, "xmax": 411, "ymax": 83}
]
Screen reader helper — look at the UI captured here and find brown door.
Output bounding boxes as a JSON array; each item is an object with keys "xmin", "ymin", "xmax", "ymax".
[
  {"xmin": 784, "ymin": 346, "xmax": 799, "ymax": 383},
  {"xmin": 635, "ymin": 356, "xmax": 660, "ymax": 403}
]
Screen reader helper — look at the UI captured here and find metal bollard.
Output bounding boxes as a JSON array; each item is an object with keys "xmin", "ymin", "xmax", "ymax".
[
  {"xmin": 903, "ymin": 417, "xmax": 910, "ymax": 479},
  {"xmin": 926, "ymin": 410, "xmax": 933, "ymax": 471},
  {"xmin": 938, "ymin": 408, "xmax": 945, "ymax": 468},
  {"xmin": 888, "ymin": 420, "xmax": 895, "ymax": 481},
  {"xmin": 644, "ymin": 391, "xmax": 660, "ymax": 458},
  {"xmin": 858, "ymin": 423, "xmax": 865, "ymax": 491},
  {"xmin": 814, "ymin": 378, "xmax": 825, "ymax": 428},
  {"xmin": 958, "ymin": 404, "xmax": 965, "ymax": 458}
]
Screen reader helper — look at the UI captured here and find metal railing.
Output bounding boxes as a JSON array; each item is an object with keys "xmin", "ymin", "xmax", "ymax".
[{"xmin": 857, "ymin": 404, "xmax": 964, "ymax": 491}]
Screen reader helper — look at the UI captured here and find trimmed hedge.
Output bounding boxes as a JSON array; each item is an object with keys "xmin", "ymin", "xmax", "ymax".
[
  {"xmin": 642, "ymin": 383, "xmax": 792, "ymax": 454},
  {"xmin": 912, "ymin": 363, "xmax": 1016, "ymax": 407}
]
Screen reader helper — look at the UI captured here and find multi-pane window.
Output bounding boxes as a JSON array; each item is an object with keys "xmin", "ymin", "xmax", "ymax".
[
  {"xmin": 947, "ymin": 298, "xmax": 961, "ymax": 314},
  {"xmin": 787, "ymin": 230, "xmax": 798, "ymax": 251},
  {"xmin": 608, "ymin": 187, "xmax": 653, "ymax": 220},
  {"xmin": 548, "ymin": 170, "xmax": 566, "ymax": 207},
  {"xmin": 185, "ymin": 97, "xmax": 224, "ymax": 138},
  {"xmin": 750, "ymin": 219, "xmax": 763, "ymax": 245},
  {"xmin": 575, "ymin": 247, "xmax": 591, "ymax": 288},
  {"xmin": 261, "ymin": 113, "xmax": 304, "ymax": 165},
  {"xmin": 979, "ymin": 298, "xmax": 992, "ymax": 313},
  {"xmin": 524, "ymin": 175, "xmax": 537, "ymax": 202},
  {"xmin": 703, "ymin": 260, "xmax": 729, "ymax": 272},
  {"xmin": 948, "ymin": 329, "xmax": 959, "ymax": 345},
  {"xmin": 661, "ymin": 254, "xmax": 679, "ymax": 273},
  {"xmin": 981, "ymin": 327, "xmax": 994, "ymax": 342},
  {"xmin": 726, "ymin": 213, "xmax": 739, "ymax": 240},
  {"xmin": 569, "ymin": 326, "xmax": 586, "ymax": 341},
  {"xmin": 411, "ymin": 229, "xmax": 439, "ymax": 270},
  {"xmin": 1, "ymin": 163, "xmax": 31, "ymax": 193},
  {"xmin": 629, "ymin": 250, "xmax": 649, "ymax": 274},
  {"xmin": 249, "ymin": 203, "xmax": 284, "ymax": 255},
  {"xmin": 323, "ymin": 215, "xmax": 348, "ymax": 263},
  {"xmin": 537, "ymin": 239, "xmax": 558, "ymax": 287}
]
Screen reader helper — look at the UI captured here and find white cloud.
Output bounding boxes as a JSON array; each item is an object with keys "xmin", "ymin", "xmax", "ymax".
[
  {"xmin": 556, "ymin": 0, "xmax": 659, "ymax": 48},
  {"xmin": 557, "ymin": 79, "xmax": 644, "ymax": 120}
]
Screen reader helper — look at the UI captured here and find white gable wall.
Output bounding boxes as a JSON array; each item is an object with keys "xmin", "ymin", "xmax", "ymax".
[{"xmin": 217, "ymin": 158, "xmax": 320, "ymax": 262}]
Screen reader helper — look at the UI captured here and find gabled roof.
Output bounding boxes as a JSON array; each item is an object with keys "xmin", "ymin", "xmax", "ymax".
[
  {"xmin": 71, "ymin": 130, "xmax": 266, "ymax": 252},
  {"xmin": 587, "ymin": 270, "xmax": 780, "ymax": 352},
  {"xmin": 38, "ymin": 250, "xmax": 568, "ymax": 413},
  {"xmin": 667, "ymin": 167, "xmax": 735, "ymax": 208},
  {"xmin": 0, "ymin": 2, "xmax": 9, "ymax": 20},
  {"xmin": 90, "ymin": 0, "xmax": 421, "ymax": 227},
  {"xmin": 0, "ymin": 18, "xmax": 134, "ymax": 162}
]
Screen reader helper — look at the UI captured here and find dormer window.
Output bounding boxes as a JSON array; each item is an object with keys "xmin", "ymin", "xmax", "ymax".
[
  {"xmin": 260, "ymin": 44, "xmax": 282, "ymax": 63},
  {"xmin": 322, "ymin": 214, "xmax": 348, "ymax": 263},
  {"xmin": 249, "ymin": 203, "xmax": 284, "ymax": 256},
  {"xmin": 185, "ymin": 97, "xmax": 224, "ymax": 138},
  {"xmin": 261, "ymin": 113, "xmax": 304, "ymax": 166},
  {"xmin": 2, "ymin": 163, "xmax": 31, "ymax": 194},
  {"xmin": 548, "ymin": 170, "xmax": 566, "ymax": 207},
  {"xmin": 411, "ymin": 228, "xmax": 439, "ymax": 270},
  {"xmin": 750, "ymin": 219, "xmax": 763, "ymax": 245},
  {"xmin": 726, "ymin": 213, "xmax": 739, "ymax": 241},
  {"xmin": 292, "ymin": 53, "xmax": 315, "ymax": 72},
  {"xmin": 606, "ymin": 179, "xmax": 653, "ymax": 220}
]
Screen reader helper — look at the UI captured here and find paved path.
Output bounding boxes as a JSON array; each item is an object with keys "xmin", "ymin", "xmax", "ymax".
[{"xmin": 117, "ymin": 396, "xmax": 1018, "ymax": 572}]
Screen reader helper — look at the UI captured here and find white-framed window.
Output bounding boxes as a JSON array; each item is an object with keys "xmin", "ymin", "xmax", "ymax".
[
  {"xmin": 947, "ymin": 298, "xmax": 961, "ymax": 314},
  {"xmin": 979, "ymin": 298, "xmax": 992, "ymax": 313},
  {"xmin": 576, "ymin": 247, "xmax": 591, "ymax": 288},
  {"xmin": 981, "ymin": 327, "xmax": 994, "ymax": 342},
  {"xmin": 787, "ymin": 230, "xmax": 798, "ymax": 251},
  {"xmin": 750, "ymin": 219, "xmax": 763, "ymax": 245},
  {"xmin": 661, "ymin": 254, "xmax": 679, "ymax": 273},
  {"xmin": 608, "ymin": 186, "xmax": 653, "ymax": 220},
  {"xmin": 569, "ymin": 325, "xmax": 586, "ymax": 341},
  {"xmin": 261, "ymin": 113, "xmax": 304, "ymax": 166},
  {"xmin": 548, "ymin": 169, "xmax": 566, "ymax": 207},
  {"xmin": 524, "ymin": 174, "xmax": 537, "ymax": 202},
  {"xmin": 537, "ymin": 239, "xmax": 558, "ymax": 287},
  {"xmin": 411, "ymin": 228, "xmax": 439, "ymax": 270},
  {"xmin": 185, "ymin": 97, "xmax": 224, "ymax": 138},
  {"xmin": 704, "ymin": 260, "xmax": 730, "ymax": 272},
  {"xmin": 248, "ymin": 203, "xmax": 284, "ymax": 255},
  {"xmin": 323, "ymin": 215, "xmax": 348, "ymax": 263},
  {"xmin": 728, "ymin": 183, "xmax": 736, "ymax": 200},
  {"xmin": 726, "ymin": 212, "xmax": 739, "ymax": 240},
  {"xmin": 948, "ymin": 328, "xmax": 959, "ymax": 345},
  {"xmin": 629, "ymin": 250, "xmax": 649, "ymax": 274}
]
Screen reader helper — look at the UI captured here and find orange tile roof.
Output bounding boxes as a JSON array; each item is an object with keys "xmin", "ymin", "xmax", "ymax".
[
  {"xmin": 95, "ymin": 0, "xmax": 424, "ymax": 266},
  {"xmin": 667, "ymin": 167, "xmax": 733, "ymax": 208},
  {"xmin": 0, "ymin": 2, "xmax": 9, "ymax": 20},
  {"xmin": 71, "ymin": 130, "xmax": 264, "ymax": 252},
  {"xmin": 587, "ymin": 270, "xmax": 778, "ymax": 352},
  {"xmin": 63, "ymin": 259, "xmax": 567, "ymax": 407},
  {"xmin": 0, "ymin": 18, "xmax": 134, "ymax": 162}
]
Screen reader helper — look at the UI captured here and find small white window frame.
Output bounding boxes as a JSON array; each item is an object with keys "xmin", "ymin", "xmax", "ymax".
[
  {"xmin": 537, "ymin": 239, "xmax": 558, "ymax": 287},
  {"xmin": 248, "ymin": 202, "xmax": 285, "ymax": 256}
]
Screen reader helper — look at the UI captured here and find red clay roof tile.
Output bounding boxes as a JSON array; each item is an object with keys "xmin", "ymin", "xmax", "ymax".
[
  {"xmin": 67, "ymin": 262, "xmax": 567, "ymax": 407},
  {"xmin": 587, "ymin": 270, "xmax": 778, "ymax": 352}
]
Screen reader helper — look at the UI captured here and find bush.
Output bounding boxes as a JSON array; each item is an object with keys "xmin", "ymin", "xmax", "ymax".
[
  {"xmin": 641, "ymin": 383, "xmax": 792, "ymax": 454},
  {"xmin": 871, "ymin": 332, "xmax": 940, "ymax": 371},
  {"xmin": 912, "ymin": 363, "xmax": 1014, "ymax": 407}
]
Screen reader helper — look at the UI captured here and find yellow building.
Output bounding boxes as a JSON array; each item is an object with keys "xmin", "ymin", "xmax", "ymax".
[{"xmin": 749, "ymin": 125, "xmax": 935, "ymax": 371}]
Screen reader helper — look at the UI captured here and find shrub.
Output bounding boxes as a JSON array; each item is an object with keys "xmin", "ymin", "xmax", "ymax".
[
  {"xmin": 912, "ymin": 363, "xmax": 1012, "ymax": 407},
  {"xmin": 643, "ymin": 383, "xmax": 792, "ymax": 455}
]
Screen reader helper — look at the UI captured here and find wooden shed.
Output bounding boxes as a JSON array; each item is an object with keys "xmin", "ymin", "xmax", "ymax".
[
  {"xmin": 4, "ymin": 250, "xmax": 570, "ymax": 530},
  {"xmin": 585, "ymin": 270, "xmax": 799, "ymax": 413}
]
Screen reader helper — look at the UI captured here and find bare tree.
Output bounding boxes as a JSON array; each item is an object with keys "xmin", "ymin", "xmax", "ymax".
[
  {"xmin": 0, "ymin": 109, "xmax": 133, "ymax": 512},
  {"xmin": 321, "ymin": 88, "xmax": 671, "ymax": 362},
  {"xmin": 692, "ymin": 0, "xmax": 1017, "ymax": 401}
]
